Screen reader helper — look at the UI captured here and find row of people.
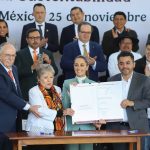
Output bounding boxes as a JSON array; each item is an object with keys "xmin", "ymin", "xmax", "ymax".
[
  {"xmin": 0, "ymin": 41, "xmax": 150, "ymax": 150},
  {"xmin": 0, "ymin": 3, "xmax": 142, "ymax": 59}
]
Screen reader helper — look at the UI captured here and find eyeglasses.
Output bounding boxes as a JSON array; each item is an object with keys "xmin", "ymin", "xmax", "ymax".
[
  {"xmin": 28, "ymin": 36, "xmax": 41, "ymax": 40},
  {"xmin": 79, "ymin": 31, "xmax": 92, "ymax": 34}
]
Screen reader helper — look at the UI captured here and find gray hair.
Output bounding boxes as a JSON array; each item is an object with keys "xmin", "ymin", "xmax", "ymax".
[
  {"xmin": 0, "ymin": 42, "xmax": 16, "ymax": 54},
  {"xmin": 36, "ymin": 64, "xmax": 55, "ymax": 78}
]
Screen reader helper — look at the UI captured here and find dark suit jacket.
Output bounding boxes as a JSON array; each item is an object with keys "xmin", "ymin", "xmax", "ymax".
[
  {"xmin": 59, "ymin": 24, "xmax": 100, "ymax": 54},
  {"xmin": 146, "ymin": 34, "xmax": 150, "ymax": 44},
  {"xmin": 21, "ymin": 22, "xmax": 59, "ymax": 52},
  {"xmin": 108, "ymin": 72, "xmax": 150, "ymax": 132},
  {"xmin": 15, "ymin": 47, "xmax": 58, "ymax": 101},
  {"xmin": 0, "ymin": 64, "xmax": 26, "ymax": 133},
  {"xmin": 60, "ymin": 41, "xmax": 107, "ymax": 82},
  {"xmin": 134, "ymin": 56, "xmax": 146, "ymax": 74},
  {"xmin": 102, "ymin": 27, "xmax": 139, "ymax": 58}
]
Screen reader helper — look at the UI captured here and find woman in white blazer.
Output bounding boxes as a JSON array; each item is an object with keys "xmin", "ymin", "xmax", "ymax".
[
  {"xmin": 26, "ymin": 64, "xmax": 64, "ymax": 133},
  {"xmin": 26, "ymin": 64, "xmax": 73, "ymax": 150}
]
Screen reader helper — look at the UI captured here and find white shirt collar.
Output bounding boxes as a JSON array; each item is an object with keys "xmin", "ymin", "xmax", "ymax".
[
  {"xmin": 76, "ymin": 76, "xmax": 87, "ymax": 83},
  {"xmin": 121, "ymin": 72, "xmax": 133, "ymax": 82},
  {"xmin": 28, "ymin": 46, "xmax": 40, "ymax": 59},
  {"xmin": 0, "ymin": 61, "xmax": 12, "ymax": 72}
]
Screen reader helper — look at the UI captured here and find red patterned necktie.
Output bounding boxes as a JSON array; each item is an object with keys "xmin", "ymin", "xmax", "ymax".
[{"xmin": 8, "ymin": 70, "xmax": 14, "ymax": 81}]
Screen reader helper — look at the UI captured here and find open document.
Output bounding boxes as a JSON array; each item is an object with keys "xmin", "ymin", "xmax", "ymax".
[{"xmin": 70, "ymin": 81, "xmax": 124, "ymax": 124}]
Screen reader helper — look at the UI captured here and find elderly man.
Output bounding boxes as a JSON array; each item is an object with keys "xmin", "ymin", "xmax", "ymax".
[
  {"xmin": 60, "ymin": 21, "xmax": 107, "ymax": 82},
  {"xmin": 102, "ymin": 11, "xmax": 139, "ymax": 58},
  {"xmin": 107, "ymin": 51, "xmax": 150, "ymax": 150},
  {"xmin": 108, "ymin": 34, "xmax": 141, "ymax": 77},
  {"xmin": 21, "ymin": 3, "xmax": 58, "ymax": 52},
  {"xmin": 59, "ymin": 7, "xmax": 99, "ymax": 54},
  {"xmin": 0, "ymin": 42, "xmax": 40, "ymax": 150}
]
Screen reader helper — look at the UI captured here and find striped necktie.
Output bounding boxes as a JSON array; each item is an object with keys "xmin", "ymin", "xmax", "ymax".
[
  {"xmin": 8, "ymin": 70, "xmax": 14, "ymax": 81},
  {"xmin": 82, "ymin": 44, "xmax": 89, "ymax": 57}
]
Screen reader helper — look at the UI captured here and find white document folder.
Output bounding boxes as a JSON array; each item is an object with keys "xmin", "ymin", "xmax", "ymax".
[{"xmin": 70, "ymin": 81, "xmax": 124, "ymax": 124}]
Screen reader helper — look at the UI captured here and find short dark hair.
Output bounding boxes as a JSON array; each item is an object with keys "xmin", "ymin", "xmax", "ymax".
[
  {"xmin": 117, "ymin": 51, "xmax": 134, "ymax": 62},
  {"xmin": 70, "ymin": 7, "xmax": 83, "ymax": 14},
  {"xmin": 146, "ymin": 42, "xmax": 150, "ymax": 47},
  {"xmin": 74, "ymin": 55, "xmax": 89, "ymax": 66},
  {"xmin": 0, "ymin": 19, "xmax": 9, "ymax": 37},
  {"xmin": 33, "ymin": 3, "xmax": 46, "ymax": 11},
  {"xmin": 26, "ymin": 28, "xmax": 42, "ymax": 39},
  {"xmin": 114, "ymin": 11, "xmax": 126, "ymax": 20},
  {"xmin": 78, "ymin": 21, "xmax": 93, "ymax": 33}
]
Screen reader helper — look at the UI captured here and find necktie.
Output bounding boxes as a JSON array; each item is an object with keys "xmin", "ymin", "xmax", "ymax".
[
  {"xmin": 82, "ymin": 44, "xmax": 89, "ymax": 57},
  {"xmin": 8, "ymin": 70, "xmax": 14, "ymax": 81},
  {"xmin": 38, "ymin": 25, "xmax": 43, "ymax": 37},
  {"xmin": 33, "ymin": 49, "xmax": 38, "ymax": 62}
]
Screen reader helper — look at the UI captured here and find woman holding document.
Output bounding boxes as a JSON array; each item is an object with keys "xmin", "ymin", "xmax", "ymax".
[{"xmin": 62, "ymin": 55, "xmax": 105, "ymax": 150}]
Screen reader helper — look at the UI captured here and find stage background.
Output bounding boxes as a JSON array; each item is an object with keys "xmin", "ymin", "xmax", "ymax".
[{"xmin": 1, "ymin": 0, "xmax": 149, "ymax": 83}]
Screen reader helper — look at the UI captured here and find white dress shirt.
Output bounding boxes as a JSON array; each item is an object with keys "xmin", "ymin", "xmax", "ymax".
[
  {"xmin": 108, "ymin": 51, "xmax": 142, "ymax": 77},
  {"xmin": 29, "ymin": 46, "xmax": 40, "ymax": 60},
  {"xmin": 121, "ymin": 73, "xmax": 133, "ymax": 122}
]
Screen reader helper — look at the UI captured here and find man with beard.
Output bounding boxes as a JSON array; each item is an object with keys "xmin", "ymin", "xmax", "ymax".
[
  {"xmin": 108, "ymin": 34, "xmax": 141, "ymax": 77},
  {"xmin": 15, "ymin": 28, "xmax": 58, "ymax": 120},
  {"xmin": 134, "ymin": 43, "xmax": 150, "ymax": 150},
  {"xmin": 107, "ymin": 51, "xmax": 150, "ymax": 150}
]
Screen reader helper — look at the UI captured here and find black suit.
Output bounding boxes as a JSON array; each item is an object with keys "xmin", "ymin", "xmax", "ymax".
[
  {"xmin": 59, "ymin": 24, "xmax": 100, "ymax": 54},
  {"xmin": 134, "ymin": 56, "xmax": 146, "ymax": 74},
  {"xmin": 21, "ymin": 22, "xmax": 59, "ymax": 52},
  {"xmin": 15, "ymin": 47, "xmax": 58, "ymax": 103}
]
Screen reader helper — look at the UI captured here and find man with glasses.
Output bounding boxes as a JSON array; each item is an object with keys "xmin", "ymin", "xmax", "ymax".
[
  {"xmin": 0, "ymin": 42, "xmax": 41, "ymax": 150},
  {"xmin": 15, "ymin": 28, "xmax": 58, "ymax": 112},
  {"xmin": 60, "ymin": 22, "xmax": 107, "ymax": 82},
  {"xmin": 59, "ymin": 7, "xmax": 99, "ymax": 54},
  {"xmin": 108, "ymin": 34, "xmax": 141, "ymax": 77},
  {"xmin": 21, "ymin": 3, "xmax": 58, "ymax": 52}
]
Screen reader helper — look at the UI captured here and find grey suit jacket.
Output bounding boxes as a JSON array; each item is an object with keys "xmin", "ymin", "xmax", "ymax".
[
  {"xmin": 62, "ymin": 77, "xmax": 95, "ymax": 131},
  {"xmin": 108, "ymin": 72, "xmax": 150, "ymax": 132}
]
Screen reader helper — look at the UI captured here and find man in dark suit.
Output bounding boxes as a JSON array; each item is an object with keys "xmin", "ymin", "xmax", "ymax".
[
  {"xmin": 15, "ymin": 28, "xmax": 58, "ymax": 105},
  {"xmin": 134, "ymin": 43, "xmax": 150, "ymax": 150},
  {"xmin": 102, "ymin": 11, "xmax": 139, "ymax": 59},
  {"xmin": 134, "ymin": 43, "xmax": 150, "ymax": 75},
  {"xmin": 21, "ymin": 3, "xmax": 58, "ymax": 52},
  {"xmin": 59, "ymin": 7, "xmax": 99, "ymax": 54},
  {"xmin": 0, "ymin": 42, "xmax": 40, "ymax": 150},
  {"xmin": 60, "ymin": 22, "xmax": 107, "ymax": 82},
  {"xmin": 107, "ymin": 51, "xmax": 150, "ymax": 150}
]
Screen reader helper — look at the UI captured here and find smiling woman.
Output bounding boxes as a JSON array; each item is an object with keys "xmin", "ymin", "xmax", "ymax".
[{"xmin": 0, "ymin": 19, "xmax": 9, "ymax": 44}]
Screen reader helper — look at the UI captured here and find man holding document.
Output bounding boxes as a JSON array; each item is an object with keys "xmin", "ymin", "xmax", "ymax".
[{"xmin": 107, "ymin": 51, "xmax": 150, "ymax": 150}]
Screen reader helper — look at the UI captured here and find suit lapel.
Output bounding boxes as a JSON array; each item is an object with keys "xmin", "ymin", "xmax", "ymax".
[
  {"xmin": 127, "ymin": 72, "xmax": 138, "ymax": 98},
  {"xmin": 26, "ymin": 48, "xmax": 34, "ymax": 64},
  {"xmin": 44, "ymin": 23, "xmax": 49, "ymax": 38},
  {"xmin": 71, "ymin": 24, "xmax": 76, "ymax": 38},
  {"xmin": 89, "ymin": 42, "xmax": 95, "ymax": 57},
  {"xmin": 75, "ymin": 41, "xmax": 81, "ymax": 55}
]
